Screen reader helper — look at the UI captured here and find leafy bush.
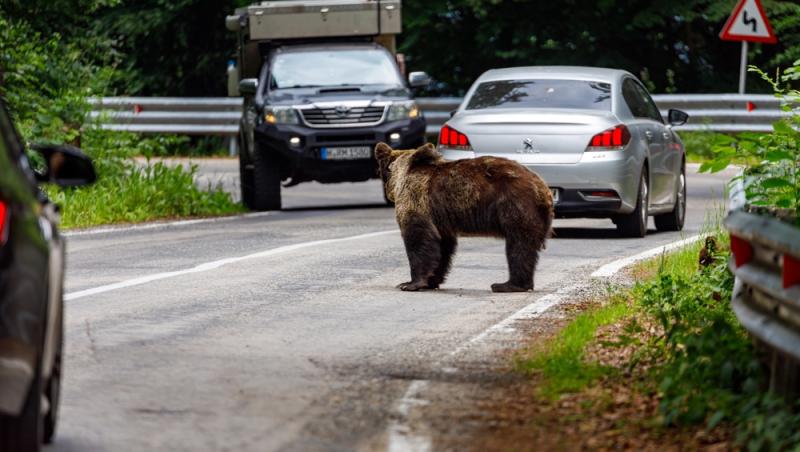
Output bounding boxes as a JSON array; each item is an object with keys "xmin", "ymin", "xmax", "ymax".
[
  {"xmin": 1, "ymin": 14, "xmax": 242, "ymax": 227},
  {"xmin": 0, "ymin": 15, "xmax": 115, "ymax": 145},
  {"xmin": 701, "ymin": 60, "xmax": 800, "ymax": 223},
  {"xmin": 632, "ymin": 241, "xmax": 800, "ymax": 450}
]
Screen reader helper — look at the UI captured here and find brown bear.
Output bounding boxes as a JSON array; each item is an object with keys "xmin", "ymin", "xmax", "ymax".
[{"xmin": 375, "ymin": 142, "xmax": 553, "ymax": 292}]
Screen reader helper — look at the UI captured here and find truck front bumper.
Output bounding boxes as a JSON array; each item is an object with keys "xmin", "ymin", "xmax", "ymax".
[{"xmin": 254, "ymin": 118, "xmax": 426, "ymax": 184}]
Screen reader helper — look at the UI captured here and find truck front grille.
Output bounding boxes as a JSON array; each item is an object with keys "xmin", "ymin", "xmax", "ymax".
[{"xmin": 300, "ymin": 106, "xmax": 386, "ymax": 127}]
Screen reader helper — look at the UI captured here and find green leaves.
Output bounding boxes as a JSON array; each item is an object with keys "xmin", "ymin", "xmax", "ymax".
[
  {"xmin": 773, "ymin": 120, "xmax": 798, "ymax": 136},
  {"xmin": 700, "ymin": 61, "xmax": 800, "ymax": 222}
]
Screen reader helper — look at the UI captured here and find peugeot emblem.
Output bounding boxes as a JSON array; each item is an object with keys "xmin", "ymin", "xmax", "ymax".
[
  {"xmin": 334, "ymin": 105, "xmax": 350, "ymax": 117},
  {"xmin": 523, "ymin": 138, "xmax": 534, "ymax": 150}
]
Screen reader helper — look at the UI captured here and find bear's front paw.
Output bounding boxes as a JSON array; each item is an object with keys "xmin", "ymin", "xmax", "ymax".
[
  {"xmin": 491, "ymin": 282, "xmax": 533, "ymax": 293},
  {"xmin": 396, "ymin": 280, "xmax": 429, "ymax": 291}
]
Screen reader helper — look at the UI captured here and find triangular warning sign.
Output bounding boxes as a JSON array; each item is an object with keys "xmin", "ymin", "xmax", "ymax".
[{"xmin": 720, "ymin": 0, "xmax": 777, "ymax": 43}]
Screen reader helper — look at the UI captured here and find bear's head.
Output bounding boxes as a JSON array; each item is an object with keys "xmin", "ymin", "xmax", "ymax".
[{"xmin": 375, "ymin": 142, "xmax": 442, "ymax": 202}]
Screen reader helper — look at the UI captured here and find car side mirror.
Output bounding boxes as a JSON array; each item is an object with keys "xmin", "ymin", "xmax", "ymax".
[
  {"xmin": 239, "ymin": 78, "xmax": 259, "ymax": 96},
  {"xmin": 668, "ymin": 109, "xmax": 689, "ymax": 126},
  {"xmin": 408, "ymin": 71, "xmax": 431, "ymax": 88},
  {"xmin": 30, "ymin": 144, "xmax": 96, "ymax": 187}
]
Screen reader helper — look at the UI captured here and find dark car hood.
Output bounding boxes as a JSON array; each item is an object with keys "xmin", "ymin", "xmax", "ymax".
[{"xmin": 266, "ymin": 85, "xmax": 411, "ymax": 106}]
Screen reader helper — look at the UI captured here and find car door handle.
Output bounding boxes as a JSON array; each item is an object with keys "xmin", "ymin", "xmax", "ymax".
[
  {"xmin": 662, "ymin": 131, "xmax": 671, "ymax": 140},
  {"xmin": 644, "ymin": 131, "xmax": 654, "ymax": 141}
]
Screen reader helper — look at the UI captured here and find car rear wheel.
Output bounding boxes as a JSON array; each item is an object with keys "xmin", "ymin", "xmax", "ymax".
[
  {"xmin": 250, "ymin": 146, "xmax": 282, "ymax": 211},
  {"xmin": 616, "ymin": 172, "xmax": 649, "ymax": 238},
  {"xmin": 0, "ymin": 365, "xmax": 43, "ymax": 452},
  {"xmin": 654, "ymin": 168, "xmax": 686, "ymax": 232}
]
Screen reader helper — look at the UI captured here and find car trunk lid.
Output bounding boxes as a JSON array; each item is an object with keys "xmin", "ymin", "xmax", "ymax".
[{"xmin": 448, "ymin": 108, "xmax": 619, "ymax": 164}]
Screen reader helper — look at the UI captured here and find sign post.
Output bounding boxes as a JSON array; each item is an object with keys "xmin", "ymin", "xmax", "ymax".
[{"xmin": 719, "ymin": 0, "xmax": 777, "ymax": 94}]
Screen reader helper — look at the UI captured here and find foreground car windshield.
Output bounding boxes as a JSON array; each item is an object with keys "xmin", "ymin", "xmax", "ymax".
[
  {"xmin": 466, "ymin": 79, "xmax": 612, "ymax": 111},
  {"xmin": 270, "ymin": 49, "xmax": 402, "ymax": 89}
]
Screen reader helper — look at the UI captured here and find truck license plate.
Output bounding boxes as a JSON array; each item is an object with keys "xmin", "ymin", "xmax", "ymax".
[{"xmin": 321, "ymin": 146, "xmax": 372, "ymax": 160}]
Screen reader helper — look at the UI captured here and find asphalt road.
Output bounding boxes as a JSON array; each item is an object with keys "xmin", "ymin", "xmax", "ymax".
[{"xmin": 51, "ymin": 161, "xmax": 734, "ymax": 451}]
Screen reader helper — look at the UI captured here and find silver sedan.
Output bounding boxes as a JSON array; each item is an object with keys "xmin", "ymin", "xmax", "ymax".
[{"xmin": 438, "ymin": 66, "xmax": 688, "ymax": 237}]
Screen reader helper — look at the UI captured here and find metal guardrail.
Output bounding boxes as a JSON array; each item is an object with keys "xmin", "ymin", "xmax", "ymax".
[
  {"xmin": 88, "ymin": 97, "xmax": 243, "ymax": 136},
  {"xmin": 419, "ymin": 94, "xmax": 788, "ymax": 135},
  {"xmin": 88, "ymin": 93, "xmax": 788, "ymax": 138},
  {"xmin": 725, "ymin": 209, "xmax": 800, "ymax": 397}
]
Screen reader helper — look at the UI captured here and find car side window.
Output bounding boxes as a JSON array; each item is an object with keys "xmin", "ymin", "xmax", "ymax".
[
  {"xmin": 622, "ymin": 78, "xmax": 663, "ymax": 123},
  {"xmin": 622, "ymin": 79, "xmax": 647, "ymax": 119},
  {"xmin": 632, "ymin": 83, "xmax": 664, "ymax": 123}
]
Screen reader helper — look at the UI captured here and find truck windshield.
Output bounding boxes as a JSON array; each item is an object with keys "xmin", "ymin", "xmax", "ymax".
[{"xmin": 270, "ymin": 49, "xmax": 402, "ymax": 89}]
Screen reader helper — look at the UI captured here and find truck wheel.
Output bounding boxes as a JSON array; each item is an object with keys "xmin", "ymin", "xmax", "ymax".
[
  {"xmin": 616, "ymin": 172, "xmax": 649, "ymax": 238},
  {"xmin": 239, "ymin": 151, "xmax": 255, "ymax": 209},
  {"xmin": 382, "ymin": 184, "xmax": 394, "ymax": 207},
  {"xmin": 0, "ymin": 365, "xmax": 43, "ymax": 452},
  {"xmin": 251, "ymin": 147, "xmax": 282, "ymax": 211}
]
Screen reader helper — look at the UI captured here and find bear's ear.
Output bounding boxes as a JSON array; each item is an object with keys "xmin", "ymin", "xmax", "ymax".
[
  {"xmin": 374, "ymin": 142, "xmax": 393, "ymax": 162},
  {"xmin": 411, "ymin": 143, "xmax": 441, "ymax": 165}
]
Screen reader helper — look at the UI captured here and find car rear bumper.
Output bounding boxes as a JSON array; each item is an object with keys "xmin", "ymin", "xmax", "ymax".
[{"xmin": 441, "ymin": 148, "xmax": 642, "ymax": 216}]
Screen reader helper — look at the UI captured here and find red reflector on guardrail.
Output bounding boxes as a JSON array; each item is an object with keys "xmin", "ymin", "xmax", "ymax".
[
  {"xmin": 784, "ymin": 254, "xmax": 800, "ymax": 289},
  {"xmin": 730, "ymin": 234, "xmax": 753, "ymax": 268}
]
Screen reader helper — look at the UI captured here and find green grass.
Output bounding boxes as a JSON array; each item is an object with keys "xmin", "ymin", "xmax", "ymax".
[
  {"xmin": 43, "ymin": 129, "xmax": 244, "ymax": 229},
  {"xmin": 517, "ymin": 295, "xmax": 632, "ymax": 398}
]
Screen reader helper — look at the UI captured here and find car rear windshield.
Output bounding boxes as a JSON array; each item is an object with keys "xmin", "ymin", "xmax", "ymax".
[{"xmin": 465, "ymin": 79, "xmax": 612, "ymax": 111}]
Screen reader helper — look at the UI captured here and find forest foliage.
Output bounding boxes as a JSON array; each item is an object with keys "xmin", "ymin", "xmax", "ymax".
[{"xmin": 1, "ymin": 0, "xmax": 799, "ymax": 101}]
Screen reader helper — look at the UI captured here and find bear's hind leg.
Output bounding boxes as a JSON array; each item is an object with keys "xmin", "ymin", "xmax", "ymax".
[
  {"xmin": 491, "ymin": 232, "xmax": 539, "ymax": 293},
  {"xmin": 427, "ymin": 235, "xmax": 457, "ymax": 289},
  {"xmin": 398, "ymin": 219, "xmax": 442, "ymax": 291}
]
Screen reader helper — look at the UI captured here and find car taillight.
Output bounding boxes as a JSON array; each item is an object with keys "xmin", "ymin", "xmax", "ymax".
[
  {"xmin": 438, "ymin": 125, "xmax": 473, "ymax": 150},
  {"xmin": 586, "ymin": 124, "xmax": 631, "ymax": 150},
  {"xmin": 0, "ymin": 200, "xmax": 7, "ymax": 246}
]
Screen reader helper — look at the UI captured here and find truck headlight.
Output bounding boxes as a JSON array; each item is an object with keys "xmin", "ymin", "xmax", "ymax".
[
  {"xmin": 264, "ymin": 106, "xmax": 298, "ymax": 125},
  {"xmin": 386, "ymin": 101, "xmax": 420, "ymax": 122}
]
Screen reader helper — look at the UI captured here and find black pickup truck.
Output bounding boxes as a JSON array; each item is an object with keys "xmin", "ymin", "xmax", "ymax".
[{"xmin": 237, "ymin": 41, "xmax": 429, "ymax": 210}]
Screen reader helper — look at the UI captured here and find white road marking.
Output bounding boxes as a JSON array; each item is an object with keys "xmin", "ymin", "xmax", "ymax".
[
  {"xmin": 387, "ymin": 380, "xmax": 432, "ymax": 452},
  {"xmin": 590, "ymin": 234, "xmax": 702, "ymax": 278},
  {"xmin": 386, "ymin": 233, "xmax": 706, "ymax": 451},
  {"xmin": 65, "ymin": 229, "xmax": 398, "ymax": 301},
  {"xmin": 63, "ymin": 212, "xmax": 273, "ymax": 237}
]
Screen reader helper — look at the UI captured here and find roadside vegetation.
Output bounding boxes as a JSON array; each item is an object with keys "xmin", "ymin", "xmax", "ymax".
[
  {"xmin": 0, "ymin": 14, "xmax": 242, "ymax": 229},
  {"xmin": 700, "ymin": 63, "xmax": 800, "ymax": 223},
  {"xmin": 517, "ymin": 233, "xmax": 800, "ymax": 450}
]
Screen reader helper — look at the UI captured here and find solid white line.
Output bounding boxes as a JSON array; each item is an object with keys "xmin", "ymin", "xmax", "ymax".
[
  {"xmin": 590, "ymin": 234, "xmax": 702, "ymax": 278},
  {"xmin": 63, "ymin": 212, "xmax": 273, "ymax": 237},
  {"xmin": 64, "ymin": 229, "xmax": 398, "ymax": 301}
]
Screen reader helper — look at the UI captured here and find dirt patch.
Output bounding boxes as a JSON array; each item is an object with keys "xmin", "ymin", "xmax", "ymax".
[{"xmin": 414, "ymin": 293, "xmax": 736, "ymax": 451}]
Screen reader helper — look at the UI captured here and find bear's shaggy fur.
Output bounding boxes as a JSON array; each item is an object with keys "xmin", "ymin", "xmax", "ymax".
[{"xmin": 375, "ymin": 142, "xmax": 554, "ymax": 292}]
